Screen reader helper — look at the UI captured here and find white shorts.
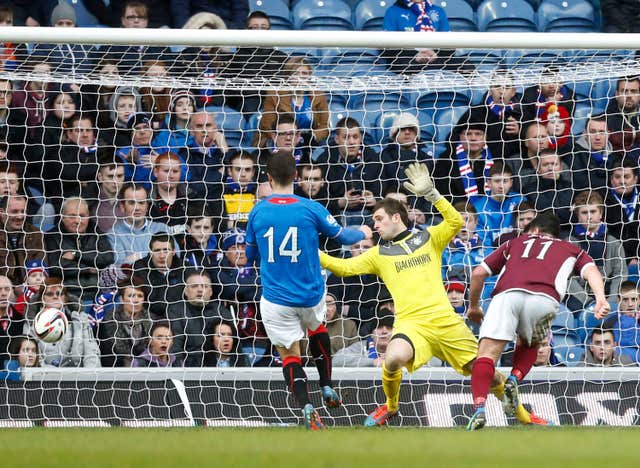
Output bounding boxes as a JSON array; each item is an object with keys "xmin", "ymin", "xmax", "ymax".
[
  {"xmin": 479, "ymin": 290, "xmax": 559, "ymax": 346},
  {"xmin": 260, "ymin": 296, "xmax": 326, "ymax": 349}
]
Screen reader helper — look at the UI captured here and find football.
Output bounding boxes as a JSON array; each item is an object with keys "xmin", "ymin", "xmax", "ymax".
[{"xmin": 33, "ymin": 307, "xmax": 68, "ymax": 344}]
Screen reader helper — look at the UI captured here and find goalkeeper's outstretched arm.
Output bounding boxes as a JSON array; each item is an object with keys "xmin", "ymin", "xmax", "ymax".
[{"xmin": 403, "ymin": 162, "xmax": 463, "ymax": 248}]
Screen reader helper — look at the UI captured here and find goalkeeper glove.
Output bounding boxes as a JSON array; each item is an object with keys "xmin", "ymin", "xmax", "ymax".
[{"xmin": 402, "ymin": 162, "xmax": 442, "ymax": 204}]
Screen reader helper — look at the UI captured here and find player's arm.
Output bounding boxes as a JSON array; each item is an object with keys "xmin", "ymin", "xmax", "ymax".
[
  {"xmin": 314, "ymin": 204, "xmax": 372, "ymax": 245},
  {"xmin": 582, "ymin": 263, "xmax": 610, "ymax": 320},
  {"xmin": 244, "ymin": 210, "xmax": 259, "ymax": 265},
  {"xmin": 402, "ymin": 163, "xmax": 463, "ymax": 250},
  {"xmin": 319, "ymin": 248, "xmax": 378, "ymax": 277},
  {"xmin": 467, "ymin": 243, "xmax": 509, "ymax": 323}
]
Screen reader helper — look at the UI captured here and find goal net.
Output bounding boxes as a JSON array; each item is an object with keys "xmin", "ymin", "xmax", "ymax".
[{"xmin": 0, "ymin": 28, "xmax": 638, "ymax": 427}]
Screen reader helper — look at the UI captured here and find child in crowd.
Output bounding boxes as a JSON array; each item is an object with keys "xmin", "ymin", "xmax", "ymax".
[
  {"xmin": 132, "ymin": 321, "xmax": 176, "ymax": 368},
  {"xmin": 0, "ymin": 337, "xmax": 40, "ymax": 380},
  {"xmin": 13, "ymin": 259, "xmax": 48, "ymax": 316}
]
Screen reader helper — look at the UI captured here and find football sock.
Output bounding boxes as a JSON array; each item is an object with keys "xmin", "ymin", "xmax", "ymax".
[
  {"xmin": 471, "ymin": 357, "xmax": 495, "ymax": 409},
  {"xmin": 308, "ymin": 325, "xmax": 332, "ymax": 388},
  {"xmin": 512, "ymin": 344, "xmax": 538, "ymax": 381},
  {"xmin": 493, "ymin": 371, "xmax": 531, "ymax": 424},
  {"xmin": 382, "ymin": 363, "xmax": 402, "ymax": 412},
  {"xmin": 282, "ymin": 356, "xmax": 310, "ymax": 408}
]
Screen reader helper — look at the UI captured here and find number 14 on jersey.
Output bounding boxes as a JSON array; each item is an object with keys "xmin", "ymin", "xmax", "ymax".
[{"xmin": 263, "ymin": 226, "xmax": 302, "ymax": 263}]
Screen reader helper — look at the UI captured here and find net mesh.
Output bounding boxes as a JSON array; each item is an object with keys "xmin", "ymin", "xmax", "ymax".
[{"xmin": 0, "ymin": 36, "xmax": 638, "ymax": 426}]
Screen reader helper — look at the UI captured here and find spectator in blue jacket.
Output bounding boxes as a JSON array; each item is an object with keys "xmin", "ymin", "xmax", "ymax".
[
  {"xmin": 382, "ymin": 0, "xmax": 452, "ymax": 74},
  {"xmin": 442, "ymin": 201, "xmax": 494, "ymax": 294},
  {"xmin": 152, "ymin": 89, "xmax": 197, "ymax": 154},
  {"xmin": 471, "ymin": 161, "xmax": 527, "ymax": 247},
  {"xmin": 0, "ymin": 337, "xmax": 40, "ymax": 381},
  {"xmin": 603, "ymin": 281, "xmax": 640, "ymax": 362}
]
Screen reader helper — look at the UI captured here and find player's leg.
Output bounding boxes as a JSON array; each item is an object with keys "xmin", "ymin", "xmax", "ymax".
[
  {"xmin": 364, "ymin": 335, "xmax": 414, "ymax": 427},
  {"xmin": 307, "ymin": 324, "xmax": 341, "ymax": 407},
  {"xmin": 278, "ymin": 343, "xmax": 325, "ymax": 430},
  {"xmin": 261, "ymin": 297, "xmax": 324, "ymax": 430},
  {"xmin": 466, "ymin": 337, "xmax": 508, "ymax": 430},
  {"xmin": 501, "ymin": 298, "xmax": 558, "ymax": 424}
]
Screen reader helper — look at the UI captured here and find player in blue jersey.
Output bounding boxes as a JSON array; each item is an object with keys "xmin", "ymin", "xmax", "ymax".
[{"xmin": 246, "ymin": 154, "xmax": 372, "ymax": 430}]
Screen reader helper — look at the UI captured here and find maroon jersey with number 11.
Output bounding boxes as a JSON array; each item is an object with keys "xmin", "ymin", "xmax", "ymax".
[{"xmin": 481, "ymin": 233, "xmax": 595, "ymax": 302}]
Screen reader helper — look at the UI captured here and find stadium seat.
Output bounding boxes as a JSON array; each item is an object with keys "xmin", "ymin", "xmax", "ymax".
[
  {"xmin": 292, "ymin": 0, "xmax": 354, "ymax": 30},
  {"xmin": 354, "ymin": 0, "xmax": 388, "ymax": 31},
  {"xmin": 476, "ymin": 0, "xmax": 537, "ymax": 32},
  {"xmin": 415, "ymin": 87, "xmax": 472, "ymax": 113},
  {"xmin": 347, "ymin": 90, "xmax": 413, "ymax": 112},
  {"xmin": 552, "ymin": 305, "xmax": 577, "ymax": 337},
  {"xmin": 435, "ymin": 0, "xmax": 478, "ymax": 32},
  {"xmin": 250, "ymin": 0, "xmax": 293, "ymax": 30},
  {"xmin": 204, "ymin": 106, "xmax": 246, "ymax": 149},
  {"xmin": 432, "ymin": 106, "xmax": 468, "ymax": 145},
  {"xmin": 553, "ymin": 337, "xmax": 584, "ymax": 367},
  {"xmin": 502, "ymin": 49, "xmax": 566, "ymax": 67},
  {"xmin": 241, "ymin": 112, "xmax": 262, "ymax": 149},
  {"xmin": 455, "ymin": 49, "xmax": 504, "ymax": 69},
  {"xmin": 537, "ymin": 0, "xmax": 598, "ymax": 33}
]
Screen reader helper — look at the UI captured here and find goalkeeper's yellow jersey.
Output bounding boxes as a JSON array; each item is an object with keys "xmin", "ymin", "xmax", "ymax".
[{"xmin": 320, "ymin": 198, "xmax": 463, "ymax": 324}]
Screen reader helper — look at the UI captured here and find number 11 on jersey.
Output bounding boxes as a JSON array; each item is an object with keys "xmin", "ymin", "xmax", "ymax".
[{"xmin": 263, "ymin": 226, "xmax": 302, "ymax": 263}]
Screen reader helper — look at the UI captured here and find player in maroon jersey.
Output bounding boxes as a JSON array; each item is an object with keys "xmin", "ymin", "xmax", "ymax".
[{"xmin": 465, "ymin": 212, "xmax": 610, "ymax": 430}]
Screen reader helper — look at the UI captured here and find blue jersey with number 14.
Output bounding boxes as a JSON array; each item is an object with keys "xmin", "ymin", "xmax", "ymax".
[{"xmin": 246, "ymin": 194, "xmax": 345, "ymax": 308}]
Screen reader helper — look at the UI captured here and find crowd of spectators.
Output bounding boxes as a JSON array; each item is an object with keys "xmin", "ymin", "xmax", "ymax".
[{"xmin": 0, "ymin": 0, "xmax": 639, "ymax": 376}]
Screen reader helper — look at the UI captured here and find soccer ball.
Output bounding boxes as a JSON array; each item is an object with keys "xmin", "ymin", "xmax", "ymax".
[{"xmin": 33, "ymin": 307, "xmax": 68, "ymax": 343}]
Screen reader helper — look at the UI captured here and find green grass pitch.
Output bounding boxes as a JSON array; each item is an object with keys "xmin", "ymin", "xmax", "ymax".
[{"xmin": 2, "ymin": 426, "xmax": 639, "ymax": 467}]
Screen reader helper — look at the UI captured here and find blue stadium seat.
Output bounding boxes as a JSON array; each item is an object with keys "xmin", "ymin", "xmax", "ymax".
[
  {"xmin": 292, "ymin": 0, "xmax": 354, "ymax": 30},
  {"xmin": 537, "ymin": 0, "xmax": 598, "ymax": 33},
  {"xmin": 433, "ymin": 106, "xmax": 468, "ymax": 145},
  {"xmin": 347, "ymin": 90, "xmax": 413, "ymax": 112},
  {"xmin": 241, "ymin": 112, "xmax": 262, "ymax": 150},
  {"xmin": 455, "ymin": 49, "xmax": 504, "ymax": 69},
  {"xmin": 476, "ymin": 0, "xmax": 537, "ymax": 32},
  {"xmin": 354, "ymin": 0, "xmax": 388, "ymax": 31},
  {"xmin": 415, "ymin": 87, "xmax": 472, "ymax": 113},
  {"xmin": 552, "ymin": 336, "xmax": 584, "ymax": 366},
  {"xmin": 502, "ymin": 49, "xmax": 566, "ymax": 67},
  {"xmin": 571, "ymin": 104, "xmax": 606, "ymax": 136},
  {"xmin": 205, "ymin": 106, "xmax": 245, "ymax": 149},
  {"xmin": 552, "ymin": 305, "xmax": 577, "ymax": 337},
  {"xmin": 435, "ymin": 0, "xmax": 478, "ymax": 32},
  {"xmin": 250, "ymin": 0, "xmax": 293, "ymax": 30}
]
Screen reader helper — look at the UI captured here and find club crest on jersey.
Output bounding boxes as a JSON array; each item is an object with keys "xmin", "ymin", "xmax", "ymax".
[{"xmin": 326, "ymin": 214, "xmax": 338, "ymax": 225}]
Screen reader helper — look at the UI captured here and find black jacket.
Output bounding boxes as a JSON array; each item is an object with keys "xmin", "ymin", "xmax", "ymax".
[{"xmin": 132, "ymin": 255, "xmax": 185, "ymax": 320}]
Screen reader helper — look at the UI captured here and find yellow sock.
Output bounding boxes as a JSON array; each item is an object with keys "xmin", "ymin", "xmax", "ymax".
[
  {"xmin": 382, "ymin": 363, "xmax": 402, "ymax": 413},
  {"xmin": 491, "ymin": 371, "xmax": 531, "ymax": 424}
]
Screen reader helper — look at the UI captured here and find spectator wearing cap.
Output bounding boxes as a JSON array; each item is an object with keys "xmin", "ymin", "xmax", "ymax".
[
  {"xmin": 29, "ymin": 1, "xmax": 95, "ymax": 74},
  {"xmin": 185, "ymin": 110, "xmax": 226, "ymax": 202},
  {"xmin": 98, "ymin": 86, "xmax": 142, "ymax": 148},
  {"xmin": 333, "ymin": 306, "xmax": 395, "ymax": 367},
  {"xmin": 116, "ymin": 112, "xmax": 172, "ymax": 191},
  {"xmin": 13, "ymin": 259, "xmax": 49, "ymax": 317},
  {"xmin": 444, "ymin": 278, "xmax": 479, "ymax": 336},
  {"xmin": 152, "ymin": 89, "xmax": 198, "ymax": 154},
  {"xmin": 451, "ymin": 69, "xmax": 522, "ymax": 159},
  {"xmin": 212, "ymin": 227, "xmax": 269, "ymax": 366},
  {"xmin": 433, "ymin": 117, "xmax": 496, "ymax": 205},
  {"xmin": 381, "ymin": 112, "xmax": 434, "ymax": 214}
]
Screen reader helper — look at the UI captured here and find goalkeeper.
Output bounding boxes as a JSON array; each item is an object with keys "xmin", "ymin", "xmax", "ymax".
[{"xmin": 320, "ymin": 163, "xmax": 550, "ymax": 427}]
